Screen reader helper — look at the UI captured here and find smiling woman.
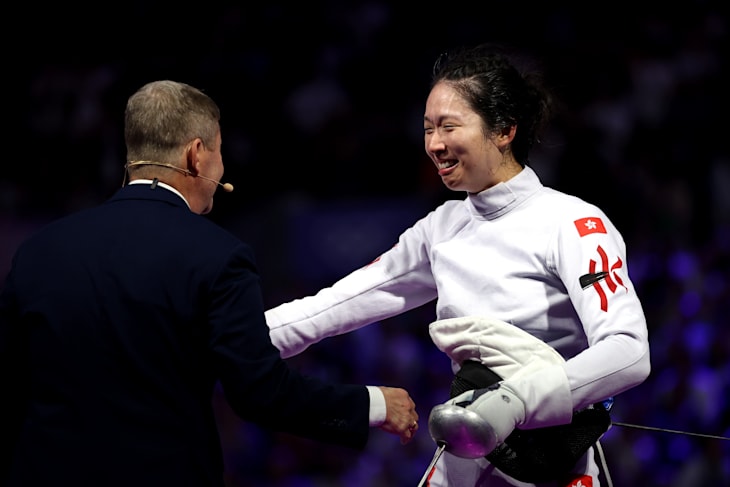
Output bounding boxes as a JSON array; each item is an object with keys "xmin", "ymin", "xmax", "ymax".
[
  {"xmin": 263, "ymin": 43, "xmax": 651, "ymax": 487},
  {"xmin": 424, "ymin": 80, "xmax": 523, "ymax": 193}
]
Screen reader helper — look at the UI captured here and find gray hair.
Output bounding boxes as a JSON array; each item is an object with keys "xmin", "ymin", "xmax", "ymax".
[{"xmin": 124, "ymin": 80, "xmax": 220, "ymax": 164}]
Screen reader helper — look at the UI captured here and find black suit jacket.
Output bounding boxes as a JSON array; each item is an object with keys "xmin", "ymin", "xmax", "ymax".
[{"xmin": 0, "ymin": 183, "xmax": 369, "ymax": 487}]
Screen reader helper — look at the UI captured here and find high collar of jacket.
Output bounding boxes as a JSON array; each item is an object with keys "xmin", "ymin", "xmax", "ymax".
[{"xmin": 465, "ymin": 165, "xmax": 543, "ymax": 220}]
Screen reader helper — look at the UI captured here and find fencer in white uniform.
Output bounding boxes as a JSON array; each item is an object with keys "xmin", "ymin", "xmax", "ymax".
[{"xmin": 265, "ymin": 44, "xmax": 651, "ymax": 486}]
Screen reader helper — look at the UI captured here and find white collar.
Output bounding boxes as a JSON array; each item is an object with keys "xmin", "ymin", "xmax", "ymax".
[{"xmin": 127, "ymin": 179, "xmax": 190, "ymax": 209}]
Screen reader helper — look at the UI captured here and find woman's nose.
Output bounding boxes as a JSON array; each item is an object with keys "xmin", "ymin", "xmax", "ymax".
[{"xmin": 426, "ymin": 133, "xmax": 445, "ymax": 153}]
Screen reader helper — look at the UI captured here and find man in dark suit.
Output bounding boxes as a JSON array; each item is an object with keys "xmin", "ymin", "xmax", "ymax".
[{"xmin": 0, "ymin": 80, "xmax": 419, "ymax": 487}]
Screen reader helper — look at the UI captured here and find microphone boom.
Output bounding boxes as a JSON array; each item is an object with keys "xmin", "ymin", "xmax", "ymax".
[{"xmin": 125, "ymin": 160, "xmax": 233, "ymax": 192}]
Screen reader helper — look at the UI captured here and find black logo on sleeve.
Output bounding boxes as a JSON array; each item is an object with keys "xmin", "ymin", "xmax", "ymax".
[{"xmin": 579, "ymin": 271, "xmax": 609, "ymax": 289}]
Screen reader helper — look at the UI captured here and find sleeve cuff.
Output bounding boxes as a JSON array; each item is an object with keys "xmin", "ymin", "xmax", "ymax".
[{"xmin": 366, "ymin": 386, "xmax": 386, "ymax": 426}]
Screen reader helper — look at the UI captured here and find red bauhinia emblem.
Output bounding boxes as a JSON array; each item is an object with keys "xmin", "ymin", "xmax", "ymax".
[{"xmin": 582, "ymin": 245, "xmax": 627, "ymax": 312}]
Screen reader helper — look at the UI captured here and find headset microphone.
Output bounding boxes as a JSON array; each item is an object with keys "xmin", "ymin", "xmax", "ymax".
[
  {"xmin": 125, "ymin": 161, "xmax": 234, "ymax": 192},
  {"xmin": 195, "ymin": 174, "xmax": 234, "ymax": 192}
]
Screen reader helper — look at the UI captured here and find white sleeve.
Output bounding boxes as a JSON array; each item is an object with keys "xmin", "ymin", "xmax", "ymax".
[
  {"xmin": 552, "ymin": 208, "xmax": 651, "ymax": 410},
  {"xmin": 265, "ymin": 220, "xmax": 438, "ymax": 358}
]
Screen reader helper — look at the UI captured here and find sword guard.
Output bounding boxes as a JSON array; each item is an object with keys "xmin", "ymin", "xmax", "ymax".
[{"xmin": 428, "ymin": 404, "xmax": 498, "ymax": 458}]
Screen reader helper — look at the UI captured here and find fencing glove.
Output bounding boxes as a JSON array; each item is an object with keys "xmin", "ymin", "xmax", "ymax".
[{"xmin": 427, "ymin": 316, "xmax": 610, "ymax": 483}]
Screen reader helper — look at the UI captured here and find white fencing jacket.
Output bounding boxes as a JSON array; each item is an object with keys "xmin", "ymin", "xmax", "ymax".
[{"xmin": 265, "ymin": 166, "xmax": 650, "ymax": 485}]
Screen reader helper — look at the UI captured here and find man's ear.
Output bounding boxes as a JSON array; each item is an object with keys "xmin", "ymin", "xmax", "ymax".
[{"xmin": 185, "ymin": 138, "xmax": 205, "ymax": 175}]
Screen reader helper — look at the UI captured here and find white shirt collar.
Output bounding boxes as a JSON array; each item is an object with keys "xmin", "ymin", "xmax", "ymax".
[{"xmin": 127, "ymin": 179, "xmax": 191, "ymax": 209}]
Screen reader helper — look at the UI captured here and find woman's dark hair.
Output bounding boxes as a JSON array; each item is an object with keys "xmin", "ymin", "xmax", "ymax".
[{"xmin": 431, "ymin": 43, "xmax": 553, "ymax": 166}]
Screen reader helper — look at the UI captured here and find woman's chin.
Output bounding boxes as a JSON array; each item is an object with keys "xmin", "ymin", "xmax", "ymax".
[{"xmin": 442, "ymin": 177, "xmax": 465, "ymax": 192}]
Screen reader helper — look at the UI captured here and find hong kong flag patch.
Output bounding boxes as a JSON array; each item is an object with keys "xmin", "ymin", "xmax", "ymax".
[
  {"xmin": 564, "ymin": 475, "xmax": 592, "ymax": 487},
  {"xmin": 574, "ymin": 217, "xmax": 607, "ymax": 237}
]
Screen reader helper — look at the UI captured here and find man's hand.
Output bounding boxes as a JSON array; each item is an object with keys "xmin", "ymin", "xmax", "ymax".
[{"xmin": 377, "ymin": 386, "xmax": 419, "ymax": 444}]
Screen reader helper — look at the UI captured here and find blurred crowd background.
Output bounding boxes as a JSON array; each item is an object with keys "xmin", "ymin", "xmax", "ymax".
[{"xmin": 3, "ymin": 2, "xmax": 728, "ymax": 486}]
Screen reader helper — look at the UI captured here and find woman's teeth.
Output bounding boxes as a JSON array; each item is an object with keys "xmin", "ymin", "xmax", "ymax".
[{"xmin": 437, "ymin": 160, "xmax": 457, "ymax": 169}]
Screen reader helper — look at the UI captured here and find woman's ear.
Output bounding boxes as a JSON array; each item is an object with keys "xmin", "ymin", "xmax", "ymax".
[
  {"xmin": 502, "ymin": 125, "xmax": 517, "ymax": 142},
  {"xmin": 497, "ymin": 125, "xmax": 516, "ymax": 149}
]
